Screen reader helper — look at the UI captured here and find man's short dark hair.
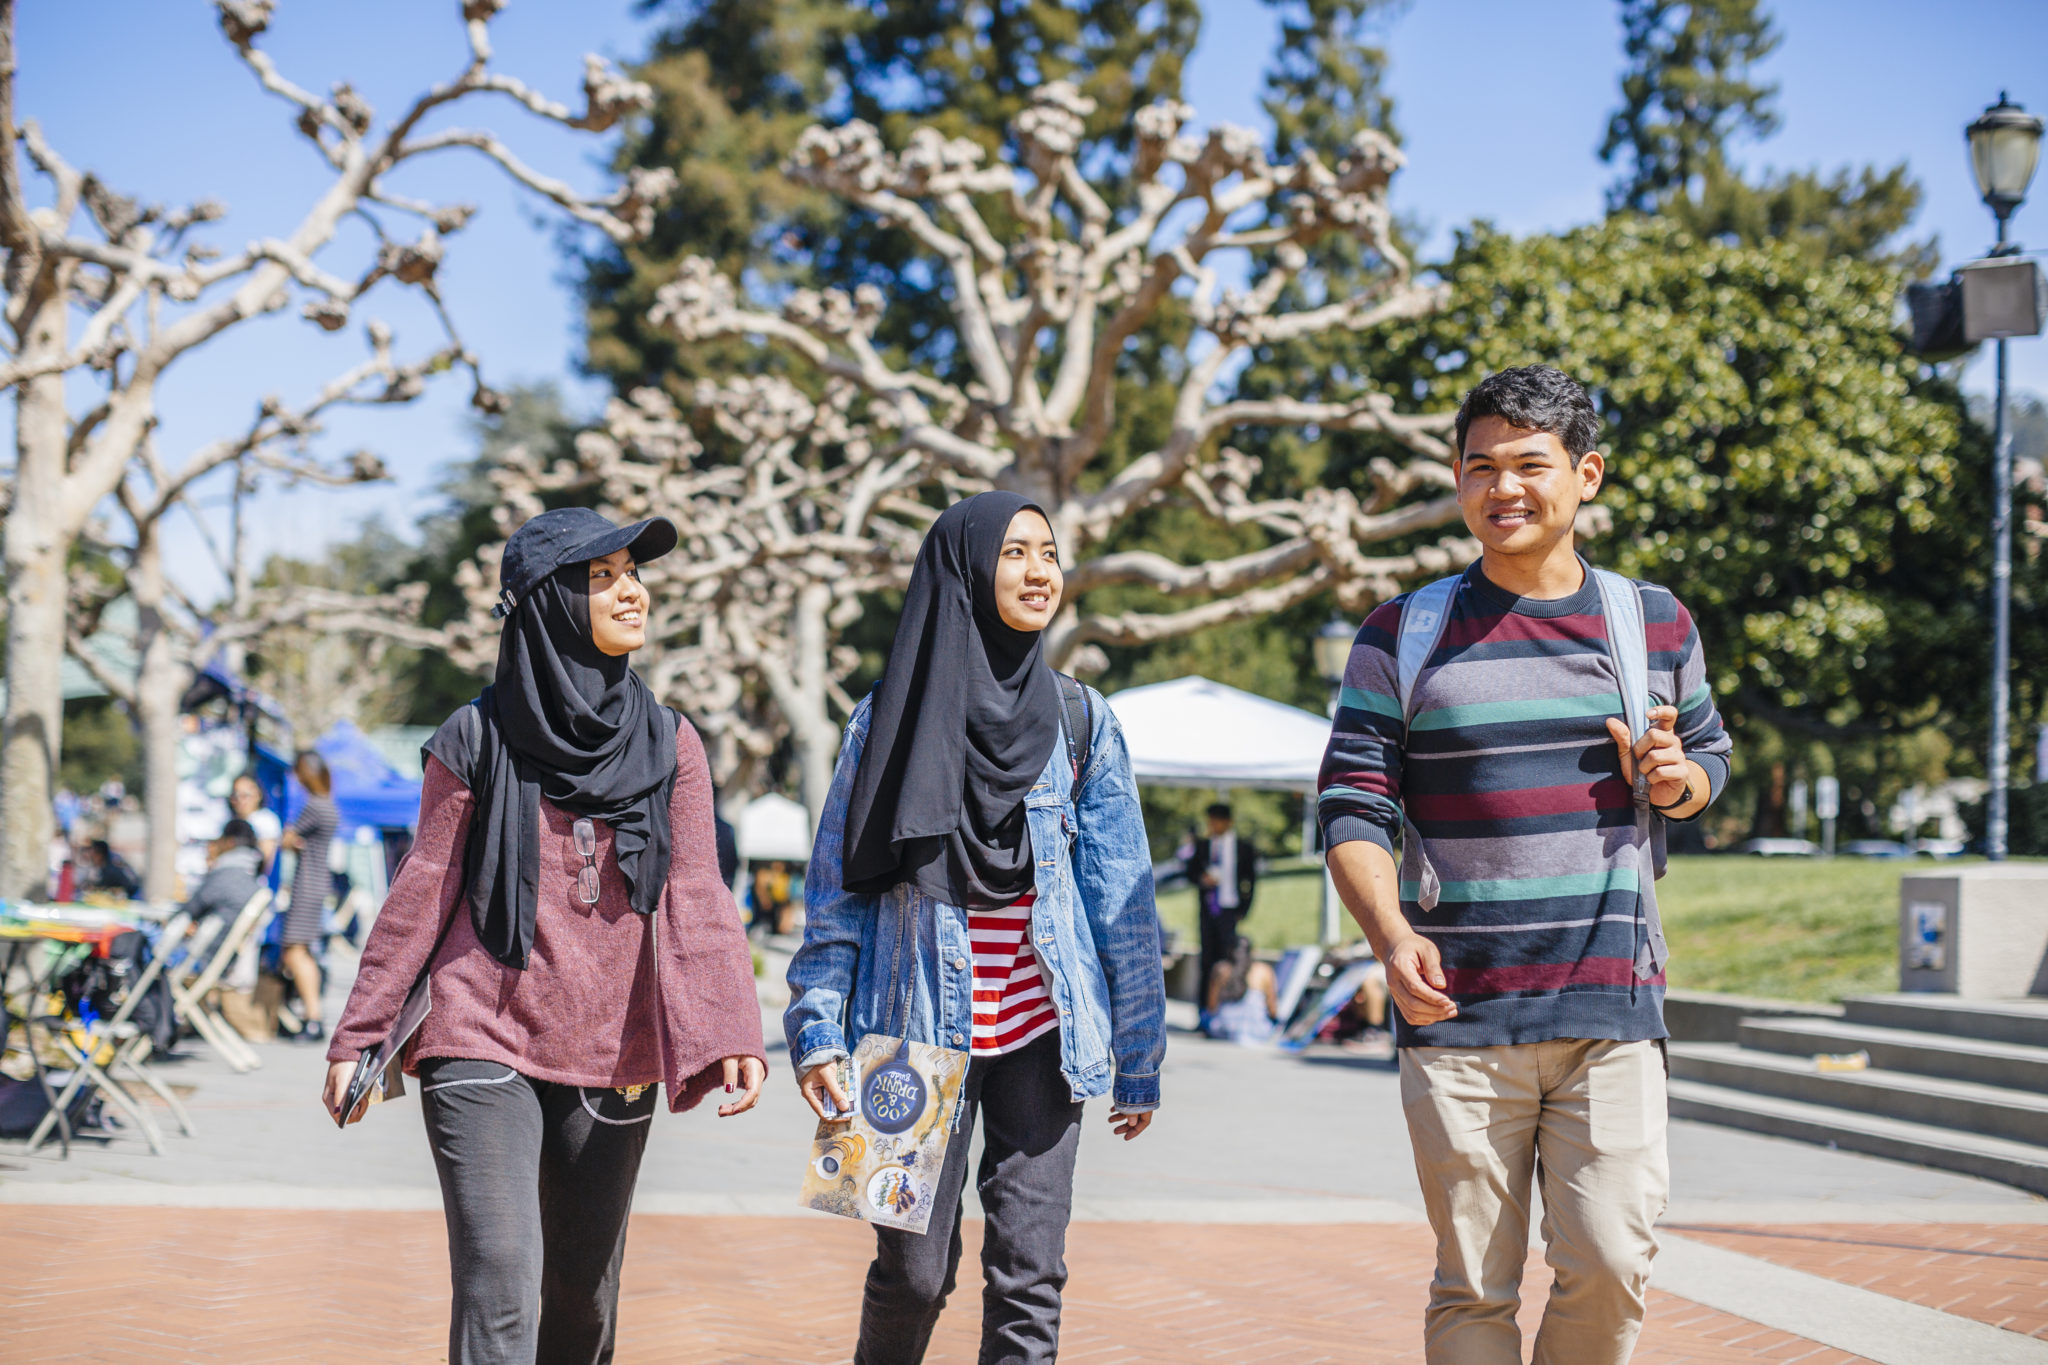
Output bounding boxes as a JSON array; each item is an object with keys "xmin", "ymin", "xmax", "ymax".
[
  {"xmin": 1205, "ymin": 802, "xmax": 1233, "ymax": 822},
  {"xmin": 220, "ymin": 819, "xmax": 258, "ymax": 848},
  {"xmin": 1454, "ymin": 365, "xmax": 1601, "ymax": 465}
]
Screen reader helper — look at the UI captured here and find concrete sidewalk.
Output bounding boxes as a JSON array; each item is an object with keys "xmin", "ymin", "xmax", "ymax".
[{"xmin": 4, "ymin": 980, "xmax": 2045, "ymax": 1363}]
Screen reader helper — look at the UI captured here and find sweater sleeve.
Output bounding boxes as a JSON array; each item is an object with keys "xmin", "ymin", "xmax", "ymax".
[
  {"xmin": 1648, "ymin": 586, "xmax": 1733, "ymax": 814},
  {"xmin": 325, "ymin": 757, "xmax": 473, "ymax": 1062},
  {"xmin": 1316, "ymin": 598, "xmax": 1409, "ymax": 857},
  {"xmin": 656, "ymin": 719, "xmax": 769, "ymax": 1114}
]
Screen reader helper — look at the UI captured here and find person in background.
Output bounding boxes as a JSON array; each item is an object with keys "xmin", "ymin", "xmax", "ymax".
[
  {"xmin": 714, "ymin": 804, "xmax": 739, "ymax": 890},
  {"xmin": 1184, "ymin": 801, "xmax": 1257, "ymax": 1012},
  {"xmin": 179, "ymin": 819, "xmax": 267, "ymax": 971},
  {"xmin": 1204, "ymin": 936, "xmax": 1280, "ymax": 1045},
  {"xmin": 78, "ymin": 838, "xmax": 143, "ymax": 899},
  {"xmin": 279, "ymin": 750, "xmax": 338, "ymax": 1044},
  {"xmin": 230, "ymin": 773, "xmax": 282, "ymax": 874},
  {"xmin": 751, "ymin": 859, "xmax": 794, "ymax": 936}
]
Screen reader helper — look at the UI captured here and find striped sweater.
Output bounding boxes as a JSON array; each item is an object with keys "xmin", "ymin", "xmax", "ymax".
[{"xmin": 1317, "ymin": 559, "xmax": 1732, "ymax": 1048}]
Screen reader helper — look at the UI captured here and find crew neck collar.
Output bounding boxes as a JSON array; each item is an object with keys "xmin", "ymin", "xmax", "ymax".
[{"xmin": 1464, "ymin": 554, "xmax": 1597, "ymax": 619}]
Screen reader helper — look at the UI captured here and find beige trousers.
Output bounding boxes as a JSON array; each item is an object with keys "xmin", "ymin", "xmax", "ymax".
[{"xmin": 1400, "ymin": 1037, "xmax": 1669, "ymax": 1365}]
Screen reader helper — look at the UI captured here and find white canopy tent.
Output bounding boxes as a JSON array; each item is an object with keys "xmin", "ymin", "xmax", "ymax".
[
  {"xmin": 736, "ymin": 792, "xmax": 813, "ymax": 863},
  {"xmin": 1105, "ymin": 676, "xmax": 1343, "ymax": 943},
  {"xmin": 1104, "ymin": 676, "xmax": 1333, "ymax": 790}
]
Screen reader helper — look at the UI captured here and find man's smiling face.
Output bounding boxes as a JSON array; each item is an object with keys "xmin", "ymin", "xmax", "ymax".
[{"xmin": 1455, "ymin": 415, "xmax": 1604, "ymax": 558}]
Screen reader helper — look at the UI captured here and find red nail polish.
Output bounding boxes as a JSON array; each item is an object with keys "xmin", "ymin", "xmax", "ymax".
[{"xmin": 725, "ymin": 1083, "xmax": 733, "ymax": 1093}]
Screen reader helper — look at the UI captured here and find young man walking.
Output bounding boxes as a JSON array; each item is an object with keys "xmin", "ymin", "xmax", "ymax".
[{"xmin": 1318, "ymin": 365, "xmax": 1731, "ymax": 1364}]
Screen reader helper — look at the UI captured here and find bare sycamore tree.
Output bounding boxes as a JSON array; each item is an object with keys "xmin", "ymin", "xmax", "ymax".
[
  {"xmin": 63, "ymin": 328, "xmax": 457, "ymax": 899},
  {"xmin": 468, "ymin": 83, "xmax": 1490, "ymax": 816},
  {"xmin": 0, "ymin": 0, "xmax": 671, "ymax": 896},
  {"xmin": 449, "ymin": 380, "xmax": 944, "ymax": 817}
]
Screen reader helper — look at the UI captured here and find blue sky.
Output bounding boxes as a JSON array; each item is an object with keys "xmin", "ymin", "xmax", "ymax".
[{"xmin": 15, "ymin": 0, "xmax": 2048, "ymax": 599}]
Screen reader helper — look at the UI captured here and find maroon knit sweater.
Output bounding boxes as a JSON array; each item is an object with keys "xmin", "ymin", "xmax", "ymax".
[{"xmin": 328, "ymin": 722, "xmax": 765, "ymax": 1114}]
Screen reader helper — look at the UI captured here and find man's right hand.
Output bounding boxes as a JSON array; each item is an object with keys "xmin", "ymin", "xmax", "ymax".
[
  {"xmin": 799, "ymin": 1060, "xmax": 852, "ymax": 1123},
  {"xmin": 1384, "ymin": 933, "xmax": 1458, "ymax": 1026}
]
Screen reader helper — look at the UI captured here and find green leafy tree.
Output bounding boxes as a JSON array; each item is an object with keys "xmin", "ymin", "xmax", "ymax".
[{"xmin": 1362, "ymin": 217, "xmax": 2043, "ymax": 766}]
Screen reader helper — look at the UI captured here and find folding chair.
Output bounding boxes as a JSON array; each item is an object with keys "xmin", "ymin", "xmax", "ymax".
[
  {"xmin": 24, "ymin": 911, "xmax": 191, "ymax": 1157},
  {"xmin": 168, "ymin": 888, "xmax": 273, "ymax": 1073}
]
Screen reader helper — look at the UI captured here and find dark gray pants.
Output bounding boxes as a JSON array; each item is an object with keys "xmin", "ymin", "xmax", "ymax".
[
  {"xmin": 854, "ymin": 1030, "xmax": 1084, "ymax": 1365},
  {"xmin": 419, "ymin": 1057, "xmax": 657, "ymax": 1365}
]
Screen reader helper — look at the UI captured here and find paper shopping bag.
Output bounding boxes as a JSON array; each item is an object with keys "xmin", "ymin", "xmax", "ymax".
[{"xmin": 798, "ymin": 1033, "xmax": 969, "ymax": 1235}]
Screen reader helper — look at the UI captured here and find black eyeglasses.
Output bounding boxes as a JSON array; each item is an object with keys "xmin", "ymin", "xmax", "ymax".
[{"xmin": 573, "ymin": 818, "xmax": 599, "ymax": 905}]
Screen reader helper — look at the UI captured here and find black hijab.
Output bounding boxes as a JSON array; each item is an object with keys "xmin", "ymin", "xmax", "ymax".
[
  {"xmin": 843, "ymin": 491, "xmax": 1062, "ymax": 909},
  {"xmin": 424, "ymin": 562, "xmax": 678, "ymax": 969}
]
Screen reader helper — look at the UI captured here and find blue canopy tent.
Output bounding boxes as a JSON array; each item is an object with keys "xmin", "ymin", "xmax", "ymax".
[{"xmin": 277, "ymin": 719, "xmax": 422, "ymax": 839}]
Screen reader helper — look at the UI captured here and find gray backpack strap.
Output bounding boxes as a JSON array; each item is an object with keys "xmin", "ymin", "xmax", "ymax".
[
  {"xmin": 1591, "ymin": 567, "xmax": 1667, "ymax": 982},
  {"xmin": 1392, "ymin": 575, "xmax": 1462, "ymax": 912}
]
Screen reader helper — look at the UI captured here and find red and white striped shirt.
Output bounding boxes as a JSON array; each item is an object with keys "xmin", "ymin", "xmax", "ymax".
[{"xmin": 969, "ymin": 892, "xmax": 1059, "ymax": 1055}]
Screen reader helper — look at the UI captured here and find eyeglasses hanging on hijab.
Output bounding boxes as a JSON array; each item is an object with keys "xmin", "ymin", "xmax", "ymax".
[{"xmin": 842, "ymin": 491, "xmax": 1063, "ymax": 910}]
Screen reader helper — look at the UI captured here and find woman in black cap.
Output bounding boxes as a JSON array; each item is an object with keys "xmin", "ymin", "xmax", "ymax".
[
  {"xmin": 785, "ymin": 491, "xmax": 1167, "ymax": 1365},
  {"xmin": 323, "ymin": 507, "xmax": 768, "ymax": 1365}
]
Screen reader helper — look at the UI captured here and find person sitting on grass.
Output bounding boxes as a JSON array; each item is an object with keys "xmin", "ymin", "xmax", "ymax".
[{"xmin": 1203, "ymin": 936, "xmax": 1281, "ymax": 1046}]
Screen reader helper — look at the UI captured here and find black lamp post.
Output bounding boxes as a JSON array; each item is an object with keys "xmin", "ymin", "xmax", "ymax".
[
  {"xmin": 1313, "ymin": 615, "xmax": 1354, "ymax": 716},
  {"xmin": 1967, "ymin": 93, "xmax": 2043, "ymax": 861}
]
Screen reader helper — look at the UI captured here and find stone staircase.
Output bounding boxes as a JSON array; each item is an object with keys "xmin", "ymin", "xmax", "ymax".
[{"xmin": 1667, "ymin": 994, "xmax": 2048, "ymax": 1196}]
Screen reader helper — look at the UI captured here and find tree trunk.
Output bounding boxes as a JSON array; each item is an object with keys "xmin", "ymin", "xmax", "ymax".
[
  {"xmin": 130, "ymin": 529, "xmax": 185, "ymax": 902},
  {"xmin": 790, "ymin": 582, "xmax": 838, "ymax": 827},
  {"xmin": 0, "ymin": 363, "xmax": 70, "ymax": 899}
]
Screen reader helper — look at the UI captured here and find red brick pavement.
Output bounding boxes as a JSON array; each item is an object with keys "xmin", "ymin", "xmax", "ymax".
[
  {"xmin": 1672, "ymin": 1223, "xmax": 2048, "ymax": 1342},
  {"xmin": 0, "ymin": 1208, "xmax": 1873, "ymax": 1364}
]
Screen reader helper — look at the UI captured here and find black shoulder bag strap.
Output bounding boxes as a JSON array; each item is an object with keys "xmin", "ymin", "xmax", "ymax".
[{"xmin": 1055, "ymin": 673, "xmax": 1093, "ymax": 796}]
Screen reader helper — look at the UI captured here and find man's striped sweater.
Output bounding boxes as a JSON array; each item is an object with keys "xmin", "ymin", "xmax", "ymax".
[{"xmin": 1317, "ymin": 559, "xmax": 1732, "ymax": 1048}]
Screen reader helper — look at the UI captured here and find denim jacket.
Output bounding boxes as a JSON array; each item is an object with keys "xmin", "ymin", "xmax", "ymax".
[{"xmin": 783, "ymin": 684, "xmax": 1167, "ymax": 1111}]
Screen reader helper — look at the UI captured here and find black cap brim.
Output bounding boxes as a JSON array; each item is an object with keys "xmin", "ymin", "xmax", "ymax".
[{"xmin": 565, "ymin": 516, "xmax": 678, "ymax": 569}]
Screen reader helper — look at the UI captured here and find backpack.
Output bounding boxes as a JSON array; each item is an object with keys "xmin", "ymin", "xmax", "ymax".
[
  {"xmin": 1391, "ymin": 568, "xmax": 1669, "ymax": 981},
  {"xmin": 1055, "ymin": 673, "xmax": 1093, "ymax": 795}
]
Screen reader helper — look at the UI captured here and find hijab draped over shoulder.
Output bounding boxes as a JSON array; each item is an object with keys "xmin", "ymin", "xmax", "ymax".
[
  {"xmin": 842, "ymin": 491, "xmax": 1062, "ymax": 910},
  {"xmin": 425, "ymin": 563, "xmax": 677, "ymax": 969}
]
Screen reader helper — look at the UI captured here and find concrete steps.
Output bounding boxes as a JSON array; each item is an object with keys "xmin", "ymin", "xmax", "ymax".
[
  {"xmin": 1667, "ymin": 995, "xmax": 2048, "ymax": 1196},
  {"xmin": 1668, "ymin": 1078, "xmax": 2048, "ymax": 1197},
  {"xmin": 1737, "ymin": 1017, "xmax": 2048, "ymax": 1093}
]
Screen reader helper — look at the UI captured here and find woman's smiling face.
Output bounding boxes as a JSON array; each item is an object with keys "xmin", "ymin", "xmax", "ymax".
[
  {"xmin": 993, "ymin": 508, "xmax": 1061, "ymax": 632},
  {"xmin": 587, "ymin": 548, "xmax": 649, "ymax": 656}
]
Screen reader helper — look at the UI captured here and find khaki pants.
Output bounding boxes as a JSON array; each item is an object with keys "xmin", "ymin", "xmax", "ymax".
[{"xmin": 1401, "ymin": 1038, "xmax": 1669, "ymax": 1365}]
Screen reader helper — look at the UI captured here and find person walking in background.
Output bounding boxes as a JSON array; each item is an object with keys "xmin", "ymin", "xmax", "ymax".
[
  {"xmin": 323, "ymin": 507, "xmax": 765, "ymax": 1365},
  {"xmin": 279, "ymin": 750, "xmax": 337, "ymax": 1044},
  {"xmin": 1184, "ymin": 801, "xmax": 1256, "ymax": 1015},
  {"xmin": 1318, "ymin": 366, "xmax": 1732, "ymax": 1364},
  {"xmin": 786, "ymin": 492, "xmax": 1165, "ymax": 1365},
  {"xmin": 230, "ymin": 772, "xmax": 282, "ymax": 874}
]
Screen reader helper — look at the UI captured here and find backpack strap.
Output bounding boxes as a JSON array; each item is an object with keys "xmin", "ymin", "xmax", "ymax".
[
  {"xmin": 1590, "ymin": 567, "xmax": 1669, "ymax": 983},
  {"xmin": 1394, "ymin": 575, "xmax": 1461, "ymax": 729},
  {"xmin": 1056, "ymin": 673, "xmax": 1092, "ymax": 794},
  {"xmin": 1391, "ymin": 574, "xmax": 1464, "ymax": 912}
]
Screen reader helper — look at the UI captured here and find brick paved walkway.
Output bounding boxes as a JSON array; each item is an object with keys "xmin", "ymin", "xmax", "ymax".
[
  {"xmin": 0, "ymin": 1208, "xmax": 1878, "ymax": 1364},
  {"xmin": 1673, "ymin": 1224, "xmax": 2048, "ymax": 1342}
]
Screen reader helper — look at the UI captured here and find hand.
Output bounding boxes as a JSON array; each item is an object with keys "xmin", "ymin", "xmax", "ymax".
[
  {"xmin": 282, "ymin": 829, "xmax": 302, "ymax": 853},
  {"xmin": 1385, "ymin": 933, "xmax": 1458, "ymax": 1027},
  {"xmin": 716, "ymin": 1055, "xmax": 766, "ymax": 1117},
  {"xmin": 1605, "ymin": 705, "xmax": 1691, "ymax": 809},
  {"xmin": 322, "ymin": 1059, "xmax": 368, "ymax": 1126},
  {"xmin": 1108, "ymin": 1108, "xmax": 1154, "ymax": 1141},
  {"xmin": 799, "ymin": 1059, "xmax": 852, "ymax": 1123}
]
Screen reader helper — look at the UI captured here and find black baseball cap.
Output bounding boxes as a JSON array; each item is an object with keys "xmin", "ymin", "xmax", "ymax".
[{"xmin": 494, "ymin": 507, "xmax": 678, "ymax": 618}]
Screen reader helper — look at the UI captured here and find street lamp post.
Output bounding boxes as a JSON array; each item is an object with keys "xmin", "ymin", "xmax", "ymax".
[
  {"xmin": 1312, "ymin": 615, "xmax": 1355, "ymax": 944},
  {"xmin": 1966, "ymin": 93, "xmax": 2043, "ymax": 861}
]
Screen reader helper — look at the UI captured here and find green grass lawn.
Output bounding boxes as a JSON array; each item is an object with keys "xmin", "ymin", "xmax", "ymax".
[{"xmin": 1158, "ymin": 853, "xmax": 1986, "ymax": 1003}]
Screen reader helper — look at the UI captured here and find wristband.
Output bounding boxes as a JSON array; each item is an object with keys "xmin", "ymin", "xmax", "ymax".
[{"xmin": 1650, "ymin": 779, "xmax": 1695, "ymax": 813}]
